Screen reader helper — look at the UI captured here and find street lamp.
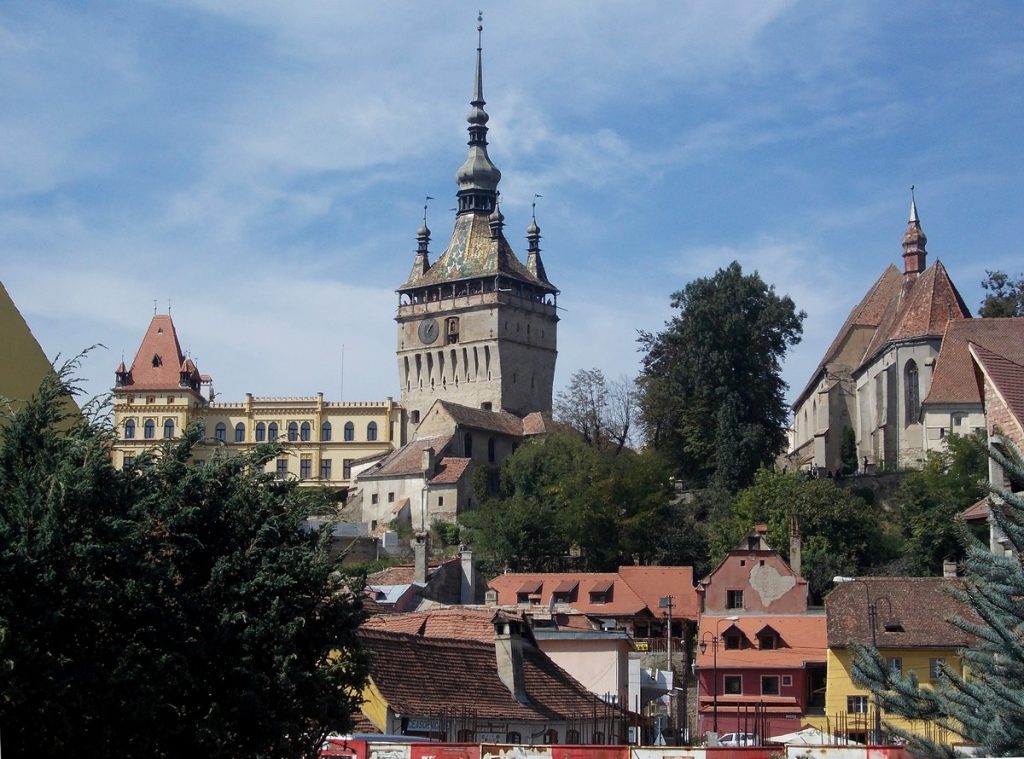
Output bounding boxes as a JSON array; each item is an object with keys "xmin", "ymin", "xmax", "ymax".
[
  {"xmin": 698, "ymin": 615, "xmax": 739, "ymax": 739},
  {"xmin": 834, "ymin": 577, "xmax": 897, "ymax": 745}
]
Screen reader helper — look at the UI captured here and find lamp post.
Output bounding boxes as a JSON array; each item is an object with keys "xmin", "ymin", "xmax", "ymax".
[
  {"xmin": 834, "ymin": 577, "xmax": 896, "ymax": 745},
  {"xmin": 698, "ymin": 615, "xmax": 739, "ymax": 739}
]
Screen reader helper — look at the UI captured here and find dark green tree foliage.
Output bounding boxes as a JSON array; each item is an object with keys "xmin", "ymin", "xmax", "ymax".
[
  {"xmin": 461, "ymin": 432, "xmax": 672, "ymax": 574},
  {"xmin": 894, "ymin": 432, "xmax": 987, "ymax": 576},
  {"xmin": 852, "ymin": 440, "xmax": 1024, "ymax": 756},
  {"xmin": 978, "ymin": 269, "xmax": 1024, "ymax": 317},
  {"xmin": 840, "ymin": 426, "xmax": 858, "ymax": 476},
  {"xmin": 638, "ymin": 262, "xmax": 805, "ymax": 491},
  {"xmin": 0, "ymin": 368, "xmax": 367, "ymax": 758},
  {"xmin": 711, "ymin": 469, "xmax": 884, "ymax": 602}
]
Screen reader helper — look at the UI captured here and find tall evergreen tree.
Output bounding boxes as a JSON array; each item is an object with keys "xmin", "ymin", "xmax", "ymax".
[
  {"xmin": 0, "ymin": 365, "xmax": 367, "ymax": 758},
  {"xmin": 852, "ymin": 440, "xmax": 1024, "ymax": 756}
]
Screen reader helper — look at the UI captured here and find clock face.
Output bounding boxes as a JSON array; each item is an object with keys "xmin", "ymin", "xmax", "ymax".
[{"xmin": 418, "ymin": 318, "xmax": 440, "ymax": 345}]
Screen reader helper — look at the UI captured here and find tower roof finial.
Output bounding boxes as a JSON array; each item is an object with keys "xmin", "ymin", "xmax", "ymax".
[
  {"xmin": 455, "ymin": 12, "xmax": 501, "ymax": 214},
  {"xmin": 909, "ymin": 184, "xmax": 919, "ymax": 224}
]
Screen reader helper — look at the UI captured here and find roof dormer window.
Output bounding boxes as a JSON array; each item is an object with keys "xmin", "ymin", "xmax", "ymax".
[{"xmin": 152, "ymin": 354, "xmax": 162, "ymax": 367}]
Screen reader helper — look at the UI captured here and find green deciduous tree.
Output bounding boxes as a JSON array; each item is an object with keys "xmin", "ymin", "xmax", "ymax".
[
  {"xmin": 852, "ymin": 440, "xmax": 1024, "ymax": 756},
  {"xmin": 978, "ymin": 269, "xmax": 1024, "ymax": 317},
  {"xmin": 710, "ymin": 468, "xmax": 887, "ymax": 602},
  {"xmin": 0, "ymin": 366, "xmax": 367, "ymax": 758},
  {"xmin": 461, "ymin": 432, "xmax": 673, "ymax": 574},
  {"xmin": 554, "ymin": 368, "xmax": 637, "ymax": 454},
  {"xmin": 894, "ymin": 431, "xmax": 987, "ymax": 576},
  {"xmin": 638, "ymin": 262, "xmax": 805, "ymax": 491}
]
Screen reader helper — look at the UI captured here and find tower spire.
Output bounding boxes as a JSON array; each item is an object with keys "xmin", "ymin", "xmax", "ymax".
[
  {"xmin": 902, "ymin": 185, "xmax": 927, "ymax": 279},
  {"xmin": 408, "ymin": 196, "xmax": 433, "ymax": 282},
  {"xmin": 526, "ymin": 194, "xmax": 549, "ymax": 283},
  {"xmin": 455, "ymin": 12, "xmax": 501, "ymax": 215}
]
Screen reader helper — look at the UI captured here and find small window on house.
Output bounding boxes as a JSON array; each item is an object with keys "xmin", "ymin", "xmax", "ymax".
[
  {"xmin": 255, "ymin": 422, "xmax": 266, "ymax": 442},
  {"xmin": 727, "ymin": 589, "xmax": 744, "ymax": 609},
  {"xmin": 275, "ymin": 458, "xmax": 288, "ymax": 479},
  {"xmin": 782, "ymin": 674, "xmax": 793, "ymax": 686},
  {"xmin": 342, "ymin": 459, "xmax": 352, "ymax": 479},
  {"xmin": 299, "ymin": 457, "xmax": 311, "ymax": 480},
  {"xmin": 761, "ymin": 675, "xmax": 780, "ymax": 695},
  {"xmin": 929, "ymin": 658, "xmax": 945, "ymax": 681},
  {"xmin": 214, "ymin": 422, "xmax": 226, "ymax": 442},
  {"xmin": 234, "ymin": 422, "xmax": 245, "ymax": 442},
  {"xmin": 268, "ymin": 422, "xmax": 279, "ymax": 441},
  {"xmin": 759, "ymin": 634, "xmax": 775, "ymax": 650},
  {"xmin": 163, "ymin": 419, "xmax": 175, "ymax": 439},
  {"xmin": 321, "ymin": 421, "xmax": 332, "ymax": 441},
  {"xmin": 320, "ymin": 459, "xmax": 332, "ymax": 480},
  {"xmin": 437, "ymin": 496, "xmax": 444, "ymax": 507},
  {"xmin": 888, "ymin": 657, "xmax": 903, "ymax": 675},
  {"xmin": 146, "ymin": 396, "xmax": 155, "ymax": 404},
  {"xmin": 124, "ymin": 419, "xmax": 136, "ymax": 439},
  {"xmin": 166, "ymin": 395, "xmax": 174, "ymax": 404},
  {"xmin": 410, "ymin": 410, "xmax": 420, "ymax": 424},
  {"xmin": 480, "ymin": 401, "xmax": 492, "ymax": 411},
  {"xmin": 371, "ymin": 494, "xmax": 378, "ymax": 505},
  {"xmin": 847, "ymin": 695, "xmax": 869, "ymax": 714},
  {"xmin": 724, "ymin": 675, "xmax": 742, "ymax": 694},
  {"xmin": 387, "ymin": 492, "xmax": 395, "ymax": 503},
  {"xmin": 739, "ymin": 559, "xmax": 746, "ymax": 566},
  {"xmin": 344, "ymin": 422, "xmax": 355, "ymax": 441},
  {"xmin": 367, "ymin": 421, "xmax": 377, "ymax": 441},
  {"xmin": 288, "ymin": 422, "xmax": 299, "ymax": 442}
]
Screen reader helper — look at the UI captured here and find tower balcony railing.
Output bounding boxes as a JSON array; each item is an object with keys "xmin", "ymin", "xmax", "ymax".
[{"xmin": 398, "ymin": 289, "xmax": 557, "ymax": 318}]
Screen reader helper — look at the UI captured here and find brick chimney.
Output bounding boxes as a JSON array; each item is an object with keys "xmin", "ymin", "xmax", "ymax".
[
  {"xmin": 492, "ymin": 611, "xmax": 529, "ymax": 703},
  {"xmin": 412, "ymin": 531, "xmax": 428, "ymax": 585}
]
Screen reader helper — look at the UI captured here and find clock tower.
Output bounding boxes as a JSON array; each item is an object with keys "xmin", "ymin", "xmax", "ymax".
[{"xmin": 396, "ymin": 20, "xmax": 558, "ymax": 433}]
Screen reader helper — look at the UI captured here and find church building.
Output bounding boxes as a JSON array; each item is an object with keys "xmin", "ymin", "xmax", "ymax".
[{"xmin": 789, "ymin": 194, "xmax": 973, "ymax": 473}]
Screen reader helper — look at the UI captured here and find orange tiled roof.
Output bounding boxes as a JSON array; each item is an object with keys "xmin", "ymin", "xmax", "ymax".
[
  {"xmin": 361, "ymin": 607, "xmax": 521, "ymax": 642},
  {"xmin": 118, "ymin": 315, "xmax": 203, "ymax": 392},
  {"xmin": 696, "ymin": 614, "xmax": 827, "ymax": 669},
  {"xmin": 925, "ymin": 318, "xmax": 1024, "ymax": 406},
  {"xmin": 961, "ymin": 496, "xmax": 991, "ymax": 522},
  {"xmin": 434, "ymin": 400, "xmax": 528, "ymax": 436},
  {"xmin": 971, "ymin": 341, "xmax": 1024, "ymax": 441},
  {"xmin": 366, "ymin": 557, "xmax": 458, "ymax": 586},
  {"xmin": 430, "ymin": 457, "xmax": 471, "ymax": 485},
  {"xmin": 360, "ymin": 434, "xmax": 452, "ymax": 479},
  {"xmin": 489, "ymin": 566, "xmax": 699, "ymax": 620}
]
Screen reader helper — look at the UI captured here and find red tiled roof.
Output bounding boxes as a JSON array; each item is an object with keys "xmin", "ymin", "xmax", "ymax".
[
  {"xmin": 429, "ymin": 457, "xmax": 471, "ymax": 485},
  {"xmin": 366, "ymin": 557, "xmax": 458, "ymax": 586},
  {"xmin": 489, "ymin": 566, "xmax": 699, "ymax": 620},
  {"xmin": 357, "ymin": 628, "xmax": 606, "ymax": 722},
  {"xmin": 925, "ymin": 318, "xmax": 1024, "ymax": 406},
  {"xmin": 825, "ymin": 577, "xmax": 975, "ymax": 649},
  {"xmin": 118, "ymin": 315, "xmax": 203, "ymax": 392},
  {"xmin": 696, "ymin": 615, "xmax": 827, "ymax": 669},
  {"xmin": 361, "ymin": 607, "xmax": 523, "ymax": 643},
  {"xmin": 435, "ymin": 400, "xmax": 527, "ymax": 436},
  {"xmin": 970, "ymin": 341, "xmax": 1024, "ymax": 441},
  {"xmin": 361, "ymin": 435, "xmax": 452, "ymax": 479}
]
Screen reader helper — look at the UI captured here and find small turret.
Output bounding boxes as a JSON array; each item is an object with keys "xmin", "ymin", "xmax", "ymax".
[
  {"xmin": 902, "ymin": 186, "xmax": 928, "ymax": 279},
  {"xmin": 525, "ymin": 198, "xmax": 549, "ymax": 283}
]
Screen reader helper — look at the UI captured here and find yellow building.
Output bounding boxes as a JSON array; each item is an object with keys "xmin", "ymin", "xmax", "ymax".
[
  {"xmin": 112, "ymin": 314, "xmax": 402, "ymax": 489},
  {"xmin": 1, "ymin": 280, "xmax": 77, "ymax": 416},
  {"xmin": 824, "ymin": 576, "xmax": 972, "ymax": 745}
]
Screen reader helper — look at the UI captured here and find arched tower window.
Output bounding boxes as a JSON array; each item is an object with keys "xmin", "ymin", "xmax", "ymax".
[
  {"xmin": 268, "ymin": 422, "xmax": 279, "ymax": 441},
  {"xmin": 234, "ymin": 422, "xmax": 245, "ymax": 442},
  {"xmin": 124, "ymin": 419, "xmax": 136, "ymax": 440},
  {"xmin": 144, "ymin": 419, "xmax": 155, "ymax": 439},
  {"xmin": 163, "ymin": 419, "xmax": 175, "ymax": 439},
  {"xmin": 905, "ymin": 360, "xmax": 920, "ymax": 424},
  {"xmin": 300, "ymin": 421, "xmax": 311, "ymax": 441},
  {"xmin": 344, "ymin": 422, "xmax": 355, "ymax": 441},
  {"xmin": 367, "ymin": 421, "xmax": 378, "ymax": 441},
  {"xmin": 255, "ymin": 422, "xmax": 266, "ymax": 442},
  {"xmin": 214, "ymin": 422, "xmax": 226, "ymax": 442},
  {"xmin": 287, "ymin": 421, "xmax": 299, "ymax": 442},
  {"xmin": 321, "ymin": 421, "xmax": 332, "ymax": 441}
]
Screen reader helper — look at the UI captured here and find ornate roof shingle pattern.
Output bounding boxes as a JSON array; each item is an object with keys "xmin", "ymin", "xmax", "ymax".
[
  {"xmin": 400, "ymin": 212, "xmax": 554, "ymax": 291},
  {"xmin": 925, "ymin": 318, "xmax": 1024, "ymax": 406},
  {"xmin": 357, "ymin": 628, "xmax": 608, "ymax": 721},
  {"xmin": 825, "ymin": 577, "xmax": 975, "ymax": 649}
]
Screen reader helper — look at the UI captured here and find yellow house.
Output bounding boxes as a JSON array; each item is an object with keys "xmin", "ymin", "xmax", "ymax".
[
  {"xmin": 0, "ymin": 280, "xmax": 77, "ymax": 417},
  {"xmin": 111, "ymin": 314, "xmax": 402, "ymax": 490},
  {"xmin": 824, "ymin": 576, "xmax": 973, "ymax": 745}
]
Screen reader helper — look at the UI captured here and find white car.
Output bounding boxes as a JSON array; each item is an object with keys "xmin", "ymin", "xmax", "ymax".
[{"xmin": 718, "ymin": 732, "xmax": 757, "ymax": 746}]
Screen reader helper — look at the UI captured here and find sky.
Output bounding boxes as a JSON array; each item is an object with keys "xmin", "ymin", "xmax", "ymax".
[{"xmin": 1, "ymin": 1, "xmax": 1022, "ymax": 411}]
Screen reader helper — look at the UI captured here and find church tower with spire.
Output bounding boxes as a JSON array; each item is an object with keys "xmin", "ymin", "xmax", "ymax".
[{"xmin": 396, "ymin": 17, "xmax": 559, "ymax": 431}]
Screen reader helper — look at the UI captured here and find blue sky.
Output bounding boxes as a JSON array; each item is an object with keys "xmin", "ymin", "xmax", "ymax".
[{"xmin": 1, "ymin": 1, "xmax": 1022, "ymax": 410}]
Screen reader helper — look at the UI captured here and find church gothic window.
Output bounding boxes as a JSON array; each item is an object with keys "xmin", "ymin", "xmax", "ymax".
[
  {"xmin": 215, "ymin": 422, "xmax": 226, "ymax": 442},
  {"xmin": 321, "ymin": 421, "xmax": 332, "ymax": 441},
  {"xmin": 905, "ymin": 360, "xmax": 920, "ymax": 424},
  {"xmin": 344, "ymin": 422, "xmax": 355, "ymax": 441}
]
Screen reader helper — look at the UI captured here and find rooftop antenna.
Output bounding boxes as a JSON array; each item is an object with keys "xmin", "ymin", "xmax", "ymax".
[
  {"xmin": 340, "ymin": 343, "xmax": 345, "ymax": 401},
  {"xmin": 167, "ymin": 298, "xmax": 172, "ymax": 316}
]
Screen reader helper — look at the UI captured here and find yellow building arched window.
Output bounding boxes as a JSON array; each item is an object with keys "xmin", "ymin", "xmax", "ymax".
[
  {"xmin": 144, "ymin": 419, "xmax": 155, "ymax": 439},
  {"xmin": 124, "ymin": 419, "xmax": 136, "ymax": 440},
  {"xmin": 300, "ymin": 422, "xmax": 311, "ymax": 442},
  {"xmin": 288, "ymin": 421, "xmax": 299, "ymax": 442},
  {"xmin": 234, "ymin": 422, "xmax": 245, "ymax": 442},
  {"xmin": 367, "ymin": 421, "xmax": 378, "ymax": 441},
  {"xmin": 163, "ymin": 419, "xmax": 174, "ymax": 439},
  {"xmin": 322, "ymin": 421, "xmax": 332, "ymax": 441},
  {"xmin": 344, "ymin": 422, "xmax": 354, "ymax": 441},
  {"xmin": 255, "ymin": 422, "xmax": 266, "ymax": 442}
]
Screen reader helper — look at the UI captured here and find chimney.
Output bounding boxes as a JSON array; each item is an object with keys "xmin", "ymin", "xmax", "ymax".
[
  {"xmin": 460, "ymin": 547, "xmax": 476, "ymax": 604},
  {"xmin": 943, "ymin": 560, "xmax": 957, "ymax": 578},
  {"xmin": 789, "ymin": 515, "xmax": 802, "ymax": 577},
  {"xmin": 422, "ymin": 446, "xmax": 436, "ymax": 475},
  {"xmin": 493, "ymin": 612, "xmax": 529, "ymax": 703},
  {"xmin": 413, "ymin": 531, "xmax": 428, "ymax": 585},
  {"xmin": 485, "ymin": 589, "xmax": 498, "ymax": 606}
]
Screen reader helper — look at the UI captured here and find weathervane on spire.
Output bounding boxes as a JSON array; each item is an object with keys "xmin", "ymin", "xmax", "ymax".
[
  {"xmin": 477, "ymin": 11, "xmax": 483, "ymax": 48},
  {"xmin": 423, "ymin": 196, "xmax": 434, "ymax": 226},
  {"xmin": 532, "ymin": 193, "xmax": 543, "ymax": 222},
  {"xmin": 909, "ymin": 184, "xmax": 919, "ymax": 224}
]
